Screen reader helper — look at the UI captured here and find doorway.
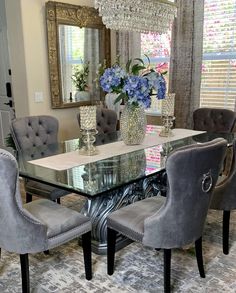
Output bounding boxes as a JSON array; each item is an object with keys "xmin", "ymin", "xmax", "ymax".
[{"xmin": 0, "ymin": 0, "xmax": 15, "ymax": 146}]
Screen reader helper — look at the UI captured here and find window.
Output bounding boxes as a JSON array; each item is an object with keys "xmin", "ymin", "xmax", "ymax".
[
  {"xmin": 141, "ymin": 31, "xmax": 171, "ymax": 111},
  {"xmin": 59, "ymin": 25, "xmax": 86, "ymax": 101},
  {"xmin": 58, "ymin": 25, "xmax": 100, "ymax": 102},
  {"xmin": 200, "ymin": 0, "xmax": 236, "ymax": 110}
]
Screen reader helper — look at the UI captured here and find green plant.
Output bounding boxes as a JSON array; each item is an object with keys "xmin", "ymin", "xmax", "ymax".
[
  {"xmin": 72, "ymin": 61, "xmax": 89, "ymax": 91},
  {"xmin": 5, "ymin": 133, "xmax": 16, "ymax": 150}
]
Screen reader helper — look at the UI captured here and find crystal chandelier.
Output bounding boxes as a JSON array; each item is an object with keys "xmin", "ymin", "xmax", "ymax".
[{"xmin": 94, "ymin": 0, "xmax": 177, "ymax": 34}]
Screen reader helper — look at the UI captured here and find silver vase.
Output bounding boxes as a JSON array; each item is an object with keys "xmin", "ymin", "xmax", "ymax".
[{"xmin": 120, "ymin": 104, "xmax": 147, "ymax": 145}]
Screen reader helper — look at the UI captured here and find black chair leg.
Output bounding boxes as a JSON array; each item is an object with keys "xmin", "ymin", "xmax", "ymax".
[
  {"xmin": 20, "ymin": 254, "xmax": 30, "ymax": 293},
  {"xmin": 195, "ymin": 237, "xmax": 205, "ymax": 278},
  {"xmin": 82, "ymin": 231, "xmax": 92, "ymax": 280},
  {"xmin": 107, "ymin": 227, "xmax": 117, "ymax": 276},
  {"xmin": 56, "ymin": 198, "xmax": 61, "ymax": 204},
  {"xmin": 44, "ymin": 250, "xmax": 50, "ymax": 255},
  {"xmin": 164, "ymin": 249, "xmax": 171, "ymax": 293},
  {"xmin": 223, "ymin": 210, "xmax": 230, "ymax": 255},
  {"xmin": 26, "ymin": 193, "xmax": 32, "ymax": 203}
]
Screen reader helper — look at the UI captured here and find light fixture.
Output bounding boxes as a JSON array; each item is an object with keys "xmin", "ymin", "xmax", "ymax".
[{"xmin": 94, "ymin": 0, "xmax": 177, "ymax": 34}]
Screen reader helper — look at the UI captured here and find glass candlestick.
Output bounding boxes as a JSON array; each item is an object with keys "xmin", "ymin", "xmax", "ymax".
[
  {"xmin": 80, "ymin": 129, "xmax": 98, "ymax": 156},
  {"xmin": 159, "ymin": 93, "xmax": 175, "ymax": 137},
  {"xmin": 79, "ymin": 106, "xmax": 98, "ymax": 156}
]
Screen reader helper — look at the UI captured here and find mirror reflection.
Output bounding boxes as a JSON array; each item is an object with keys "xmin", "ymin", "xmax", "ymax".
[
  {"xmin": 46, "ymin": 1, "xmax": 111, "ymax": 109},
  {"xmin": 59, "ymin": 25, "xmax": 101, "ymax": 104}
]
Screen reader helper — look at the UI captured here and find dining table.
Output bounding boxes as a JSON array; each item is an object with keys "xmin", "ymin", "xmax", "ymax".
[{"xmin": 16, "ymin": 125, "xmax": 235, "ymax": 254}]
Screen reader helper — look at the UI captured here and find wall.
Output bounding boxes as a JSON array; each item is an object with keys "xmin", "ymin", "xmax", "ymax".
[
  {"xmin": 5, "ymin": 0, "xmax": 29, "ymax": 118},
  {"xmin": 6, "ymin": 0, "xmax": 113, "ymax": 141}
]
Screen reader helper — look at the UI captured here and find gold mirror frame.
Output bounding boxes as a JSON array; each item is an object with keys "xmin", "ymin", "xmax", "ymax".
[{"xmin": 46, "ymin": 1, "xmax": 111, "ymax": 109}]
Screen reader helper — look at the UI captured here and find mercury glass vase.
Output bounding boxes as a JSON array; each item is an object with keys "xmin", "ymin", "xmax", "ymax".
[{"xmin": 120, "ymin": 104, "xmax": 147, "ymax": 145}]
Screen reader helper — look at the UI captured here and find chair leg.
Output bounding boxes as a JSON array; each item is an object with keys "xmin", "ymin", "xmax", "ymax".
[
  {"xmin": 56, "ymin": 198, "xmax": 61, "ymax": 204},
  {"xmin": 82, "ymin": 231, "xmax": 92, "ymax": 280},
  {"xmin": 164, "ymin": 249, "xmax": 171, "ymax": 293},
  {"xmin": 107, "ymin": 227, "xmax": 117, "ymax": 276},
  {"xmin": 25, "ymin": 193, "xmax": 32, "ymax": 203},
  {"xmin": 195, "ymin": 237, "xmax": 205, "ymax": 278},
  {"xmin": 223, "ymin": 210, "xmax": 231, "ymax": 255},
  {"xmin": 44, "ymin": 250, "xmax": 50, "ymax": 255},
  {"xmin": 20, "ymin": 254, "xmax": 30, "ymax": 293}
]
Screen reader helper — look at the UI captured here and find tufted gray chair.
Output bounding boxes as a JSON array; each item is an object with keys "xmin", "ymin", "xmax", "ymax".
[
  {"xmin": 11, "ymin": 115, "xmax": 69, "ymax": 203},
  {"xmin": 193, "ymin": 108, "xmax": 236, "ymax": 133},
  {"xmin": 77, "ymin": 108, "xmax": 118, "ymax": 134},
  {"xmin": 107, "ymin": 138, "xmax": 227, "ymax": 293},
  {"xmin": 0, "ymin": 149, "xmax": 92, "ymax": 293},
  {"xmin": 210, "ymin": 139, "xmax": 236, "ymax": 254}
]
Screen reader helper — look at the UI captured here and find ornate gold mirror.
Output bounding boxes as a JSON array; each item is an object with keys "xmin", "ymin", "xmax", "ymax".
[{"xmin": 46, "ymin": 1, "xmax": 111, "ymax": 109}]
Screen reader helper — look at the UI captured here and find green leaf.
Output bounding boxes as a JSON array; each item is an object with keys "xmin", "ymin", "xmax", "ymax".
[
  {"xmin": 5, "ymin": 133, "xmax": 16, "ymax": 150},
  {"xmin": 134, "ymin": 58, "xmax": 144, "ymax": 65},
  {"xmin": 114, "ymin": 92, "xmax": 126, "ymax": 104},
  {"xmin": 131, "ymin": 64, "xmax": 146, "ymax": 75},
  {"xmin": 126, "ymin": 59, "xmax": 132, "ymax": 73},
  {"xmin": 144, "ymin": 54, "xmax": 151, "ymax": 66}
]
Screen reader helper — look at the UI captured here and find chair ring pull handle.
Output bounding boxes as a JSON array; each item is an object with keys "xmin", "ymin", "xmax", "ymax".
[{"xmin": 202, "ymin": 171, "xmax": 213, "ymax": 193}]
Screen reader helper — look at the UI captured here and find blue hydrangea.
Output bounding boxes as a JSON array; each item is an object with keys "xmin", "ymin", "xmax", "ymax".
[
  {"xmin": 157, "ymin": 75, "xmax": 166, "ymax": 100},
  {"xmin": 145, "ymin": 71, "xmax": 160, "ymax": 91},
  {"xmin": 99, "ymin": 61, "xmax": 167, "ymax": 108},
  {"xmin": 100, "ymin": 65, "xmax": 126, "ymax": 93},
  {"xmin": 123, "ymin": 76, "xmax": 151, "ymax": 108}
]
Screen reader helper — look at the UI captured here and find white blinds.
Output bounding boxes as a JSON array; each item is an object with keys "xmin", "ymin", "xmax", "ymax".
[
  {"xmin": 200, "ymin": 0, "xmax": 236, "ymax": 110},
  {"xmin": 63, "ymin": 25, "xmax": 85, "ymax": 64}
]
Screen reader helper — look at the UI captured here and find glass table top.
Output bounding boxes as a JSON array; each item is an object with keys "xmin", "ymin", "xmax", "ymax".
[{"xmin": 17, "ymin": 128, "xmax": 235, "ymax": 198}]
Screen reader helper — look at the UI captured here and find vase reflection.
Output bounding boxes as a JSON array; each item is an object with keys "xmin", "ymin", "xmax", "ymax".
[{"xmin": 81, "ymin": 150, "xmax": 147, "ymax": 193}]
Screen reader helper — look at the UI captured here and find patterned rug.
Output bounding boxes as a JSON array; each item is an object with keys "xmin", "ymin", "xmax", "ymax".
[{"xmin": 0, "ymin": 193, "xmax": 235, "ymax": 293}]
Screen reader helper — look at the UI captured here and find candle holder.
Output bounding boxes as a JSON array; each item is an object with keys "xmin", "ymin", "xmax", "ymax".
[
  {"xmin": 79, "ymin": 106, "xmax": 98, "ymax": 156},
  {"xmin": 80, "ymin": 129, "xmax": 98, "ymax": 155},
  {"xmin": 159, "ymin": 93, "xmax": 176, "ymax": 137}
]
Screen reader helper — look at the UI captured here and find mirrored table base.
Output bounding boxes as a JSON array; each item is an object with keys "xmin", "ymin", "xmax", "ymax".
[{"xmin": 79, "ymin": 171, "xmax": 166, "ymax": 255}]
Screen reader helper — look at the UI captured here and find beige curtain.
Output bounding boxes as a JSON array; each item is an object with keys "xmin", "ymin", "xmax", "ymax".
[
  {"xmin": 116, "ymin": 31, "xmax": 141, "ymax": 65},
  {"xmin": 169, "ymin": 0, "xmax": 204, "ymax": 128},
  {"xmin": 84, "ymin": 28, "xmax": 100, "ymax": 100}
]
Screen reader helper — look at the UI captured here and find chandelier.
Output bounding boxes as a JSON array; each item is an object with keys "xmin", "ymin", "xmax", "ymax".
[{"xmin": 94, "ymin": 0, "xmax": 177, "ymax": 34}]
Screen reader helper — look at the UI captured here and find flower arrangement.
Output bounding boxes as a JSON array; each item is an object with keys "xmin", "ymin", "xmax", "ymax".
[
  {"xmin": 99, "ymin": 56, "xmax": 166, "ymax": 108},
  {"xmin": 72, "ymin": 61, "xmax": 89, "ymax": 91}
]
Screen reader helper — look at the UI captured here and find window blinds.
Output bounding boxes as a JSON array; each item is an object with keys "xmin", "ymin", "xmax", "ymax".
[
  {"xmin": 63, "ymin": 25, "xmax": 85, "ymax": 64},
  {"xmin": 200, "ymin": 0, "xmax": 236, "ymax": 110}
]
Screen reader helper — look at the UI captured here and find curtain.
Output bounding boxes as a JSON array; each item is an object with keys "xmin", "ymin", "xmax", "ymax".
[
  {"xmin": 58, "ymin": 25, "xmax": 73, "ymax": 102},
  {"xmin": 116, "ymin": 31, "xmax": 141, "ymax": 65},
  {"xmin": 169, "ymin": 0, "xmax": 204, "ymax": 128},
  {"xmin": 84, "ymin": 28, "xmax": 100, "ymax": 101}
]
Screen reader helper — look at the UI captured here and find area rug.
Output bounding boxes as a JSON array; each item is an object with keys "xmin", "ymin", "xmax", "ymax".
[{"xmin": 0, "ymin": 194, "xmax": 235, "ymax": 293}]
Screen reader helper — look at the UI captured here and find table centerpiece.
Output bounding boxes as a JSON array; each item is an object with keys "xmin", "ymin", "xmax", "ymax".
[{"xmin": 99, "ymin": 56, "xmax": 167, "ymax": 145}]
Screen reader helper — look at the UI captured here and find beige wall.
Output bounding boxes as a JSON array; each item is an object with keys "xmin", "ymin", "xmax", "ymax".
[
  {"xmin": 5, "ymin": 0, "xmax": 29, "ymax": 118},
  {"xmin": 6, "ymin": 0, "xmax": 113, "ymax": 141}
]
